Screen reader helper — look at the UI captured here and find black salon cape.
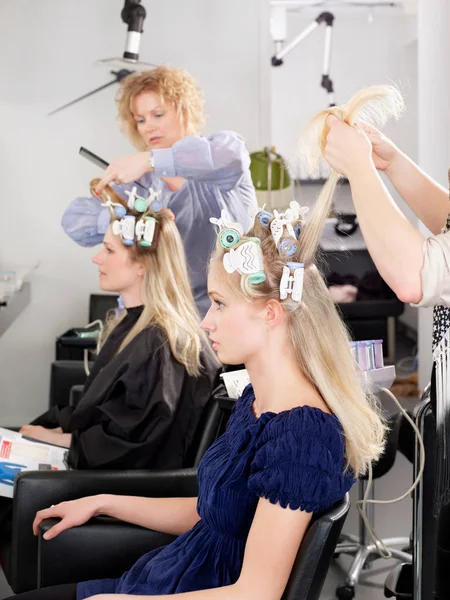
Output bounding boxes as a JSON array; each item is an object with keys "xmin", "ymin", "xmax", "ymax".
[{"xmin": 33, "ymin": 306, "xmax": 219, "ymax": 470}]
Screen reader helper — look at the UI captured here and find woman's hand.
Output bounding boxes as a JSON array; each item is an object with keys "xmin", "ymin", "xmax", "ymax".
[
  {"xmin": 19, "ymin": 425, "xmax": 71, "ymax": 447},
  {"xmin": 33, "ymin": 496, "xmax": 105, "ymax": 540},
  {"xmin": 324, "ymin": 115, "xmax": 374, "ymax": 178},
  {"xmin": 359, "ymin": 122, "xmax": 401, "ymax": 173},
  {"xmin": 95, "ymin": 152, "xmax": 152, "ymax": 194}
]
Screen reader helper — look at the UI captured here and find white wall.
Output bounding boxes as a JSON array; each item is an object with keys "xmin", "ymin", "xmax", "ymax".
[
  {"xmin": 0, "ymin": 0, "xmax": 270, "ymax": 426},
  {"xmin": 270, "ymin": 7, "xmax": 419, "ymax": 334}
]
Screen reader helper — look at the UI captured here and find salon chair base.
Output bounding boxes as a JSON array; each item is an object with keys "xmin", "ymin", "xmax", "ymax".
[
  {"xmin": 335, "ymin": 536, "xmax": 411, "ymax": 600},
  {"xmin": 384, "ymin": 562, "xmax": 413, "ymax": 598}
]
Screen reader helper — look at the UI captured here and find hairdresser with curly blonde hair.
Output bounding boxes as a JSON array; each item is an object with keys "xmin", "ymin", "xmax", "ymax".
[{"xmin": 62, "ymin": 66, "xmax": 257, "ymax": 317}]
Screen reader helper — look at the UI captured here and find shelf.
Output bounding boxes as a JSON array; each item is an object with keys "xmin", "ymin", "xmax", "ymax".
[
  {"xmin": 0, "ymin": 282, "xmax": 31, "ymax": 337},
  {"xmin": 219, "ymin": 365, "xmax": 396, "ymax": 401},
  {"xmin": 294, "ymin": 178, "xmax": 349, "ymax": 185},
  {"xmin": 359, "ymin": 365, "xmax": 396, "ymax": 393}
]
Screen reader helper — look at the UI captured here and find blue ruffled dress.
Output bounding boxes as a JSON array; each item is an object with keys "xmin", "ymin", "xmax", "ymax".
[{"xmin": 78, "ymin": 384, "xmax": 354, "ymax": 599}]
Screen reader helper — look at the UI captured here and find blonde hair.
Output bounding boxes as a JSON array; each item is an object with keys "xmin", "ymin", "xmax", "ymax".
[
  {"xmin": 116, "ymin": 66, "xmax": 205, "ymax": 150},
  {"xmin": 299, "ymin": 84, "xmax": 405, "ymax": 253},
  {"xmin": 210, "ymin": 85, "xmax": 404, "ymax": 477},
  {"xmin": 92, "ymin": 179, "xmax": 216, "ymax": 377}
]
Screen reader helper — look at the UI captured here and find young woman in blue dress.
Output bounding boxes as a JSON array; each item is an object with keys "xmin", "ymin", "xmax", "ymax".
[{"xmin": 15, "ymin": 195, "xmax": 386, "ymax": 600}]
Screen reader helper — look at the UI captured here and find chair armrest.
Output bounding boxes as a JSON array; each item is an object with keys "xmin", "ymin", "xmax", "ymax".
[
  {"xmin": 8, "ymin": 468, "xmax": 197, "ymax": 593},
  {"xmin": 49, "ymin": 361, "xmax": 89, "ymax": 408},
  {"xmin": 69, "ymin": 385, "xmax": 85, "ymax": 407},
  {"xmin": 38, "ymin": 518, "xmax": 176, "ymax": 587}
]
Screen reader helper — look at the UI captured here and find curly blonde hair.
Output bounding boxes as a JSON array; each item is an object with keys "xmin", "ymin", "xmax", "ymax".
[{"xmin": 116, "ymin": 66, "xmax": 206, "ymax": 150}]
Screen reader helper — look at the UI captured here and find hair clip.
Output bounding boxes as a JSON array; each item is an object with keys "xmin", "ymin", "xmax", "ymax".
[
  {"xmin": 125, "ymin": 186, "xmax": 145, "ymax": 211},
  {"xmin": 135, "ymin": 216, "xmax": 156, "ymax": 247},
  {"xmin": 101, "ymin": 196, "xmax": 127, "ymax": 219},
  {"xmin": 270, "ymin": 201, "xmax": 309, "ymax": 247},
  {"xmin": 279, "ymin": 239, "xmax": 298, "ymax": 257},
  {"xmin": 148, "ymin": 187, "xmax": 163, "ymax": 213},
  {"xmin": 280, "ymin": 262, "xmax": 304, "ymax": 302},
  {"xmin": 223, "ymin": 240, "xmax": 266, "ymax": 284},
  {"xmin": 112, "ymin": 215, "xmax": 136, "ymax": 245}
]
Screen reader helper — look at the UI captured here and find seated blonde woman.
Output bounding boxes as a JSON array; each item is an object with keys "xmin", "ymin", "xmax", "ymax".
[{"xmin": 22, "ymin": 180, "xmax": 219, "ymax": 470}]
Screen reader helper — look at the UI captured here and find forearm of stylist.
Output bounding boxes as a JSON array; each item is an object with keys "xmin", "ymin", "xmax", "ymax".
[
  {"xmin": 94, "ymin": 151, "xmax": 184, "ymax": 195},
  {"xmin": 363, "ymin": 124, "xmax": 448, "ymax": 235},
  {"xmin": 325, "ymin": 115, "xmax": 425, "ymax": 303},
  {"xmin": 94, "ymin": 152, "xmax": 153, "ymax": 194}
]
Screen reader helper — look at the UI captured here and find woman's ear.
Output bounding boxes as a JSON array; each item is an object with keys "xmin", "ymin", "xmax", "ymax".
[
  {"xmin": 136, "ymin": 261, "xmax": 145, "ymax": 279},
  {"xmin": 264, "ymin": 298, "xmax": 285, "ymax": 328}
]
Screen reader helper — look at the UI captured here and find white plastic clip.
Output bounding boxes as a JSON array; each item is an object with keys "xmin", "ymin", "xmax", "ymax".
[
  {"xmin": 223, "ymin": 241, "xmax": 264, "ymax": 276},
  {"xmin": 112, "ymin": 215, "xmax": 136, "ymax": 245},
  {"xmin": 101, "ymin": 195, "xmax": 126, "ymax": 218},
  {"xmin": 210, "ymin": 209, "xmax": 244, "ymax": 237},
  {"xmin": 270, "ymin": 201, "xmax": 309, "ymax": 247},
  {"xmin": 124, "ymin": 186, "xmax": 140, "ymax": 210},
  {"xmin": 135, "ymin": 217, "xmax": 156, "ymax": 246},
  {"xmin": 279, "ymin": 263, "xmax": 304, "ymax": 302}
]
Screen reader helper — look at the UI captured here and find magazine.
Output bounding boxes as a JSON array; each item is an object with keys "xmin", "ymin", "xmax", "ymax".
[{"xmin": 0, "ymin": 427, "xmax": 68, "ymax": 498}]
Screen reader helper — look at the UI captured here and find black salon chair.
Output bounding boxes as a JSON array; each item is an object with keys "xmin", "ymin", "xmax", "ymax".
[
  {"xmin": 384, "ymin": 384, "xmax": 436, "ymax": 600},
  {"xmin": 1, "ymin": 392, "xmax": 233, "ymax": 593},
  {"xmin": 35, "ymin": 492, "xmax": 349, "ymax": 600},
  {"xmin": 55, "ymin": 294, "xmax": 119, "ymax": 361},
  {"xmin": 49, "ymin": 361, "xmax": 90, "ymax": 408},
  {"xmin": 334, "ymin": 412, "xmax": 411, "ymax": 600}
]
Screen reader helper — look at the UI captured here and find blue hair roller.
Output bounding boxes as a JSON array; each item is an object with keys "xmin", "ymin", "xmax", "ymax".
[
  {"xmin": 280, "ymin": 239, "xmax": 298, "ymax": 257},
  {"xmin": 150, "ymin": 199, "xmax": 163, "ymax": 213},
  {"xmin": 257, "ymin": 211, "xmax": 272, "ymax": 228},
  {"xmin": 293, "ymin": 223, "xmax": 302, "ymax": 239},
  {"xmin": 114, "ymin": 205, "xmax": 127, "ymax": 218}
]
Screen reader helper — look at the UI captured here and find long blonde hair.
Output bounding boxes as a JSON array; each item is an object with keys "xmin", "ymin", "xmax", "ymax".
[
  {"xmin": 92, "ymin": 179, "xmax": 216, "ymax": 377},
  {"xmin": 116, "ymin": 66, "xmax": 205, "ymax": 150},
  {"xmin": 210, "ymin": 85, "xmax": 404, "ymax": 477}
]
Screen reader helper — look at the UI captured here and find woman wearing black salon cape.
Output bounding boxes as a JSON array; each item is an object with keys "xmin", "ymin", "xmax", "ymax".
[{"xmin": 20, "ymin": 180, "xmax": 219, "ymax": 471}]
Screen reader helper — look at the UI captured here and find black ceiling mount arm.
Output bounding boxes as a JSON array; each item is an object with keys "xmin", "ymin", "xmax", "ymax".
[
  {"xmin": 316, "ymin": 11, "xmax": 334, "ymax": 27},
  {"xmin": 121, "ymin": 0, "xmax": 147, "ymax": 61},
  {"xmin": 47, "ymin": 2, "xmax": 153, "ymax": 116},
  {"xmin": 47, "ymin": 70, "xmax": 133, "ymax": 116}
]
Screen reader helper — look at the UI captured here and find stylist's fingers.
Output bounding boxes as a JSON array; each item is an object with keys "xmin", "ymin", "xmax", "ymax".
[
  {"xmin": 95, "ymin": 171, "xmax": 118, "ymax": 195},
  {"xmin": 326, "ymin": 114, "xmax": 341, "ymax": 128},
  {"xmin": 359, "ymin": 121, "xmax": 379, "ymax": 135}
]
